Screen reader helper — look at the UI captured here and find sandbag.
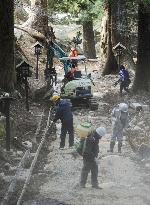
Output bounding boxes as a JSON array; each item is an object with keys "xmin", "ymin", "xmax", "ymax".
[{"xmin": 76, "ymin": 122, "xmax": 92, "ymax": 138}]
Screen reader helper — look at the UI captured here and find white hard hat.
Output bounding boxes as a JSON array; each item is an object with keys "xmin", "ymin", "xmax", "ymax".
[
  {"xmin": 96, "ymin": 127, "xmax": 107, "ymax": 137},
  {"xmin": 71, "ymin": 47, "xmax": 76, "ymax": 51},
  {"xmin": 4, "ymin": 93, "xmax": 9, "ymax": 97},
  {"xmin": 119, "ymin": 103, "xmax": 128, "ymax": 112}
]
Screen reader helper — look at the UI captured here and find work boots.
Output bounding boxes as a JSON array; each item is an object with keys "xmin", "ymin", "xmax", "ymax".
[
  {"xmin": 118, "ymin": 141, "xmax": 122, "ymax": 153},
  {"xmin": 107, "ymin": 141, "xmax": 115, "ymax": 153},
  {"xmin": 92, "ymin": 185, "xmax": 102, "ymax": 189}
]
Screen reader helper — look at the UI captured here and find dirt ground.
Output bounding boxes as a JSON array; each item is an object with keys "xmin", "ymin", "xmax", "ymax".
[
  {"xmin": 22, "ymin": 62, "xmax": 150, "ymax": 205},
  {"xmin": 0, "ymin": 60, "xmax": 150, "ymax": 204},
  {"xmin": 37, "ymin": 132, "xmax": 150, "ymax": 205}
]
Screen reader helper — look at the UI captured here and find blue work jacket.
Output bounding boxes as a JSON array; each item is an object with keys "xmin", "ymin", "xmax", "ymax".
[{"xmin": 53, "ymin": 99, "xmax": 73, "ymax": 123}]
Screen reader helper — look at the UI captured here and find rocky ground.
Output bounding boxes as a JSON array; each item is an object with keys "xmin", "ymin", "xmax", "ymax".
[
  {"xmin": 21, "ymin": 63, "xmax": 150, "ymax": 204},
  {"xmin": 23, "ymin": 75, "xmax": 150, "ymax": 205},
  {"xmin": 2, "ymin": 6, "xmax": 149, "ymax": 204},
  {"xmin": 1, "ymin": 60, "xmax": 150, "ymax": 205}
]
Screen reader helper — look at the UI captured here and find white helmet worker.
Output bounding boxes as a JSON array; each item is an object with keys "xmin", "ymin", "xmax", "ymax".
[
  {"xmin": 96, "ymin": 127, "xmax": 107, "ymax": 137},
  {"xmin": 119, "ymin": 103, "xmax": 128, "ymax": 112},
  {"xmin": 71, "ymin": 47, "xmax": 76, "ymax": 51},
  {"xmin": 4, "ymin": 93, "xmax": 9, "ymax": 97}
]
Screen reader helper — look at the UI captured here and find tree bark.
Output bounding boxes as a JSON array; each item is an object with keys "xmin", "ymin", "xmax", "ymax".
[
  {"xmin": 0, "ymin": 0, "xmax": 15, "ymax": 92},
  {"xmin": 133, "ymin": 4, "xmax": 150, "ymax": 91},
  {"xmin": 103, "ymin": 2, "xmax": 118, "ymax": 75},
  {"xmin": 83, "ymin": 19, "xmax": 96, "ymax": 58},
  {"xmin": 100, "ymin": 12, "xmax": 108, "ymax": 59},
  {"xmin": 111, "ymin": 0, "xmax": 127, "ymax": 45},
  {"xmin": 111, "ymin": 0, "xmax": 135, "ymax": 70},
  {"xmin": 23, "ymin": 0, "xmax": 49, "ymax": 38},
  {"xmin": 101, "ymin": 1, "xmax": 136, "ymax": 73}
]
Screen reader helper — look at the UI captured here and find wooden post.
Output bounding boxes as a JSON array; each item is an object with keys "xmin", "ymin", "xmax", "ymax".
[
  {"xmin": 0, "ymin": 96, "xmax": 14, "ymax": 151},
  {"xmin": 36, "ymin": 53, "xmax": 39, "ymax": 79},
  {"xmin": 24, "ymin": 76, "xmax": 29, "ymax": 111},
  {"xmin": 5, "ymin": 99, "xmax": 11, "ymax": 151}
]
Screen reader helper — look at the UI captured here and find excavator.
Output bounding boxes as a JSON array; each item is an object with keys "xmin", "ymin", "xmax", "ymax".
[{"xmin": 49, "ymin": 41, "xmax": 98, "ymax": 110}]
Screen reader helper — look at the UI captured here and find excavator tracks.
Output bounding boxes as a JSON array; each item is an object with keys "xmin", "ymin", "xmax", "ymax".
[
  {"xmin": 88, "ymin": 98, "xmax": 99, "ymax": 110},
  {"xmin": 70, "ymin": 97, "xmax": 99, "ymax": 110}
]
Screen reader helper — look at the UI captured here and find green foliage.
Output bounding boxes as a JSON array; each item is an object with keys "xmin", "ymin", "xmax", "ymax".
[
  {"xmin": 48, "ymin": 0, "xmax": 105, "ymax": 23},
  {"xmin": 142, "ymin": 0, "xmax": 150, "ymax": 4},
  {"xmin": 91, "ymin": 0, "xmax": 105, "ymax": 20}
]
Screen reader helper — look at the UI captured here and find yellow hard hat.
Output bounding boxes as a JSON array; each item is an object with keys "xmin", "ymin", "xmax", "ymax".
[{"xmin": 50, "ymin": 95, "xmax": 60, "ymax": 102}]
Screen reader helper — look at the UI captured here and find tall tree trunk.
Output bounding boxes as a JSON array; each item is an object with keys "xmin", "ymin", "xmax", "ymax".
[
  {"xmin": 83, "ymin": 19, "xmax": 96, "ymax": 58},
  {"xmin": 111, "ymin": 0, "xmax": 135, "ymax": 70},
  {"xmin": 103, "ymin": 2, "xmax": 118, "ymax": 75},
  {"xmin": 0, "ymin": 0, "xmax": 15, "ymax": 92},
  {"xmin": 23, "ymin": 0, "xmax": 49, "ymax": 37},
  {"xmin": 133, "ymin": 4, "xmax": 150, "ymax": 91},
  {"xmin": 102, "ymin": 0, "xmax": 136, "ymax": 73},
  {"xmin": 111, "ymin": 0, "xmax": 127, "ymax": 45},
  {"xmin": 100, "ymin": 11, "xmax": 108, "ymax": 59}
]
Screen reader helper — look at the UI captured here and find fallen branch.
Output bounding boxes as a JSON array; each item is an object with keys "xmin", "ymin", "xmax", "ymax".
[{"xmin": 14, "ymin": 25, "xmax": 46, "ymax": 42}]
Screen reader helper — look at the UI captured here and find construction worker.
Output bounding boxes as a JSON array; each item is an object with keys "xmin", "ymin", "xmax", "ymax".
[
  {"xmin": 69, "ymin": 47, "xmax": 78, "ymax": 57},
  {"xmin": 71, "ymin": 63, "xmax": 79, "ymax": 72},
  {"xmin": 80, "ymin": 127, "xmax": 107, "ymax": 189},
  {"xmin": 119, "ymin": 65, "xmax": 131, "ymax": 96},
  {"xmin": 114, "ymin": 65, "xmax": 131, "ymax": 96},
  {"xmin": 64, "ymin": 64, "xmax": 79, "ymax": 81},
  {"xmin": 69, "ymin": 47, "xmax": 78, "ymax": 66},
  {"xmin": 108, "ymin": 103, "xmax": 129, "ymax": 153},
  {"xmin": 65, "ymin": 69, "xmax": 74, "ymax": 82},
  {"xmin": 51, "ymin": 95, "xmax": 74, "ymax": 149}
]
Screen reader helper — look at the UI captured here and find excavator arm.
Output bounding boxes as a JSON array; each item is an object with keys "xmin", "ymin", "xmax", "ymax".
[{"xmin": 50, "ymin": 42, "xmax": 69, "ymax": 74}]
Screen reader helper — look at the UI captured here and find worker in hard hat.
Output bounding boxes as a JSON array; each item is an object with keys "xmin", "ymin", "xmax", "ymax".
[
  {"xmin": 65, "ymin": 64, "xmax": 79, "ymax": 81},
  {"xmin": 80, "ymin": 127, "xmax": 107, "ymax": 189},
  {"xmin": 69, "ymin": 47, "xmax": 78, "ymax": 66},
  {"xmin": 108, "ymin": 103, "xmax": 129, "ymax": 153},
  {"xmin": 114, "ymin": 65, "xmax": 131, "ymax": 96},
  {"xmin": 119, "ymin": 65, "xmax": 131, "ymax": 96},
  {"xmin": 69, "ymin": 47, "xmax": 78, "ymax": 57},
  {"xmin": 50, "ymin": 95, "xmax": 74, "ymax": 149}
]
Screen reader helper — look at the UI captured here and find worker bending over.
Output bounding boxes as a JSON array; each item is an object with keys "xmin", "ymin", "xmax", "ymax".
[
  {"xmin": 80, "ymin": 127, "xmax": 107, "ymax": 189},
  {"xmin": 51, "ymin": 95, "xmax": 74, "ymax": 149},
  {"xmin": 108, "ymin": 103, "xmax": 129, "ymax": 153}
]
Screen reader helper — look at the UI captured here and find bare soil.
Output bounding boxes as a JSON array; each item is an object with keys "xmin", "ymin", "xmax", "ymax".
[{"xmin": 1, "ymin": 62, "xmax": 150, "ymax": 205}]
